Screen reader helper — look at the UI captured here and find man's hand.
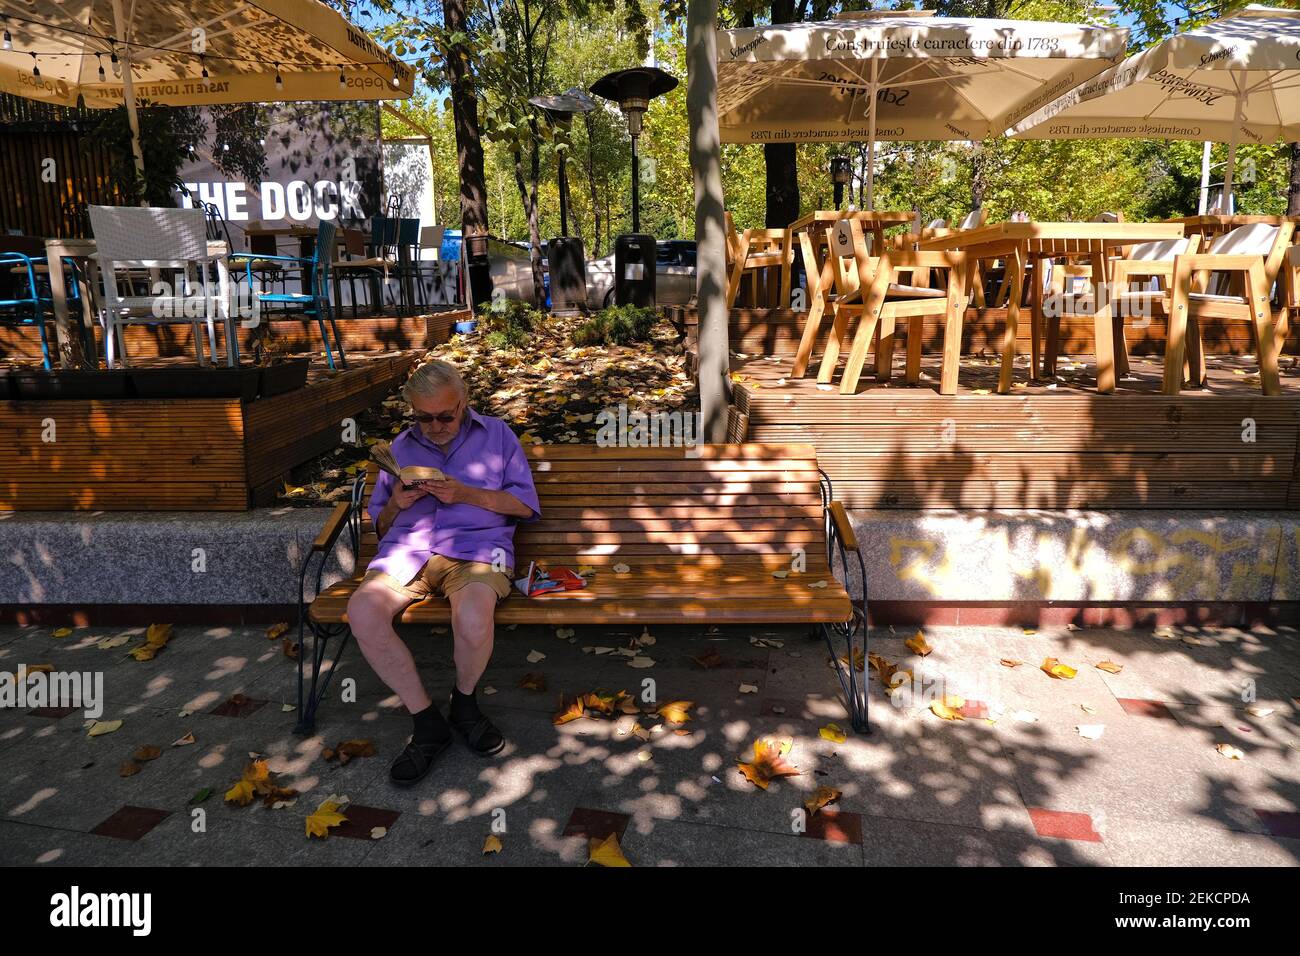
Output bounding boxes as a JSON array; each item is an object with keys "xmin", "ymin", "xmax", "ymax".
[
  {"xmin": 377, "ymin": 483, "xmax": 428, "ymax": 538},
  {"xmin": 422, "ymin": 475, "xmax": 470, "ymax": 505},
  {"xmin": 391, "ymin": 483, "xmax": 430, "ymax": 510}
]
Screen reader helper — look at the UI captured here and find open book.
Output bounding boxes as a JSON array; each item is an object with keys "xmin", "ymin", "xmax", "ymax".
[{"xmin": 371, "ymin": 441, "xmax": 447, "ymax": 486}]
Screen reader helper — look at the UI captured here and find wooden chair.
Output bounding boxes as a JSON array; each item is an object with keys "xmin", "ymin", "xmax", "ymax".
[
  {"xmin": 1165, "ymin": 221, "xmax": 1296, "ymax": 395},
  {"xmin": 790, "ymin": 221, "xmax": 869, "ymax": 379},
  {"xmin": 821, "ymin": 219, "xmax": 969, "ymax": 394},
  {"xmin": 1043, "ymin": 234, "xmax": 1201, "ymax": 390},
  {"xmin": 725, "ymin": 212, "xmax": 792, "ymax": 308}
]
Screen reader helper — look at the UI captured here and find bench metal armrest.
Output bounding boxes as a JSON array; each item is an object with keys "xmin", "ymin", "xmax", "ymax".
[
  {"xmin": 819, "ymin": 468, "xmax": 866, "ymax": 617},
  {"xmin": 298, "ymin": 473, "xmax": 367, "ymax": 615}
]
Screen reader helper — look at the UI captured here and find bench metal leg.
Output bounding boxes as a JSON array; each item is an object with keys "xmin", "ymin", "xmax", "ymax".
[
  {"xmin": 294, "ymin": 617, "xmax": 352, "ymax": 736},
  {"xmin": 822, "ymin": 606, "xmax": 868, "ymax": 734}
]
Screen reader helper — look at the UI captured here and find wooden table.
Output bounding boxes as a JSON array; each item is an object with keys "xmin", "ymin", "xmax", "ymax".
[
  {"xmin": 919, "ymin": 222, "xmax": 1185, "ymax": 394},
  {"xmin": 46, "ymin": 238, "xmax": 233, "ymax": 369},
  {"xmin": 1167, "ymin": 215, "xmax": 1299, "ymax": 244}
]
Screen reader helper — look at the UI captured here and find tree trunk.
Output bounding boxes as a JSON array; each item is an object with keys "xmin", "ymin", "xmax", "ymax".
[
  {"xmin": 442, "ymin": 0, "xmax": 490, "ymax": 309},
  {"xmin": 762, "ymin": 0, "xmax": 800, "ymax": 231},
  {"xmin": 1288, "ymin": 143, "xmax": 1300, "ymax": 216},
  {"xmin": 688, "ymin": 0, "xmax": 730, "ymax": 442},
  {"xmin": 511, "ymin": 147, "xmax": 544, "ymax": 307},
  {"xmin": 527, "ymin": 126, "xmax": 545, "ymax": 305}
]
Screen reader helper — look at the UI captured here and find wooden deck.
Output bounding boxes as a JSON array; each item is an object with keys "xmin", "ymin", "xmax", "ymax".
[
  {"xmin": 667, "ymin": 305, "xmax": 1300, "ymax": 360},
  {"xmin": 0, "ymin": 308, "xmax": 464, "ymax": 363},
  {"xmin": 0, "ymin": 350, "xmax": 421, "ymax": 511},
  {"xmin": 728, "ymin": 349, "xmax": 1300, "ymax": 513}
]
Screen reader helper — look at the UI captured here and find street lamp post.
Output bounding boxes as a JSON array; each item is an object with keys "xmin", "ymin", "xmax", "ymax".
[
  {"xmin": 830, "ymin": 155, "xmax": 853, "ymax": 211},
  {"xmin": 528, "ymin": 88, "xmax": 596, "ymax": 315},
  {"xmin": 591, "ymin": 66, "xmax": 678, "ymax": 307}
]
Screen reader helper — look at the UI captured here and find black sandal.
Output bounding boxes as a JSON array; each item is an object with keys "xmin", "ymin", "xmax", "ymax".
[
  {"xmin": 449, "ymin": 713, "xmax": 506, "ymax": 757},
  {"xmin": 389, "ymin": 737, "xmax": 452, "ymax": 787}
]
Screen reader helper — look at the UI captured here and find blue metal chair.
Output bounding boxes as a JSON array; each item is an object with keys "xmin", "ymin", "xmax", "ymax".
[
  {"xmin": 0, "ymin": 238, "xmax": 83, "ymax": 369},
  {"xmin": 230, "ymin": 220, "xmax": 347, "ymax": 370}
]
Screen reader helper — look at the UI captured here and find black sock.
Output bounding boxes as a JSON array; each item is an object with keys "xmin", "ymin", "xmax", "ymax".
[
  {"xmin": 411, "ymin": 703, "xmax": 450, "ymax": 745},
  {"xmin": 450, "ymin": 686, "xmax": 481, "ymax": 721}
]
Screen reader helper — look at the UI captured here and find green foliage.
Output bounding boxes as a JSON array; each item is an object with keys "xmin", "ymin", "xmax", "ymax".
[
  {"xmin": 480, "ymin": 297, "xmax": 547, "ymax": 348},
  {"xmin": 87, "ymin": 102, "xmax": 267, "ymax": 207},
  {"xmin": 571, "ymin": 304, "xmax": 657, "ymax": 345}
]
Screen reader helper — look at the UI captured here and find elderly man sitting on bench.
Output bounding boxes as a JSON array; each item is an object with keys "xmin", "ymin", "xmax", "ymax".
[{"xmin": 346, "ymin": 359, "xmax": 540, "ymax": 786}]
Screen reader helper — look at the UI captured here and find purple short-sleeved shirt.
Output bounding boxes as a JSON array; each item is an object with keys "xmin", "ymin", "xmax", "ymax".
[{"xmin": 366, "ymin": 406, "xmax": 541, "ymax": 584}]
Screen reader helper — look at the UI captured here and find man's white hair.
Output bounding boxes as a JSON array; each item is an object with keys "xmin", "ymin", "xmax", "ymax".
[{"xmin": 403, "ymin": 359, "xmax": 466, "ymax": 404}]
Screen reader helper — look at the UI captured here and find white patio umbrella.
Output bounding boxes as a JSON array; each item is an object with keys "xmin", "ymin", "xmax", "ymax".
[
  {"xmin": 0, "ymin": 0, "xmax": 414, "ymax": 180},
  {"xmin": 1008, "ymin": 5, "xmax": 1300, "ymax": 205},
  {"xmin": 716, "ymin": 8, "xmax": 1130, "ymax": 207}
]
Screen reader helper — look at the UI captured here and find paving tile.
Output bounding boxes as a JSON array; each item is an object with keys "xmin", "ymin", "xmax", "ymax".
[
  {"xmin": 90, "ymin": 806, "xmax": 172, "ymax": 841},
  {"xmin": 621, "ymin": 816, "xmax": 863, "ymax": 866},
  {"xmin": 804, "ymin": 809, "xmax": 863, "ymax": 845},
  {"xmin": 331, "ymin": 804, "xmax": 401, "ymax": 840},
  {"xmin": 562, "ymin": 807, "xmax": 630, "ymax": 841},
  {"xmin": 1104, "ymin": 818, "xmax": 1300, "ymax": 867},
  {"xmin": 1117, "ymin": 698, "xmax": 1178, "ymax": 720},
  {"xmin": 209, "ymin": 694, "xmax": 269, "ymax": 718},
  {"xmin": 1027, "ymin": 808, "xmax": 1103, "ymax": 842},
  {"xmin": 861, "ymin": 817, "xmax": 1111, "ymax": 866}
]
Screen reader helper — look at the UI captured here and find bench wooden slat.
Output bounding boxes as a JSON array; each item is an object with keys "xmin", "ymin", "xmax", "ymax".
[{"xmin": 310, "ymin": 443, "xmax": 851, "ymax": 627}]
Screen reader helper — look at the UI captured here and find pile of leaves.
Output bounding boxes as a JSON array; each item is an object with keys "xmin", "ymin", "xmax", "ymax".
[{"xmin": 277, "ymin": 310, "xmax": 696, "ymax": 506}]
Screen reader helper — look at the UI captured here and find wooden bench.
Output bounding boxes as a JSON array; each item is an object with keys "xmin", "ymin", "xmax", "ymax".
[{"xmin": 296, "ymin": 443, "xmax": 867, "ymax": 734}]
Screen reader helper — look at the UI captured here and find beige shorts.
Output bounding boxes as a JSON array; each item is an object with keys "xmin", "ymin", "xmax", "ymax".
[{"xmin": 363, "ymin": 554, "xmax": 514, "ymax": 602}]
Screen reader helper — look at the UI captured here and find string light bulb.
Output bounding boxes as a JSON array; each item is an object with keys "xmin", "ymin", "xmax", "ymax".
[
  {"xmin": 110, "ymin": 50, "xmax": 121, "ymax": 78},
  {"xmin": 338, "ymin": 67, "xmax": 345, "ymax": 89},
  {"xmin": 274, "ymin": 63, "xmax": 283, "ymax": 91},
  {"xmin": 30, "ymin": 53, "xmax": 39, "ymax": 78},
  {"xmin": 97, "ymin": 55, "xmax": 105, "ymax": 81},
  {"xmin": 200, "ymin": 56, "xmax": 208, "ymax": 79},
  {"xmin": 2, "ymin": 29, "xmax": 11, "ymax": 53}
]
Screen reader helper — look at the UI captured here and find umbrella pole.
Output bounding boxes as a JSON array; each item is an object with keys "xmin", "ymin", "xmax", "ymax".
[
  {"xmin": 1222, "ymin": 91, "xmax": 1244, "ymax": 212},
  {"xmin": 110, "ymin": 0, "xmax": 147, "ymax": 198},
  {"xmin": 865, "ymin": 60, "xmax": 878, "ymax": 212}
]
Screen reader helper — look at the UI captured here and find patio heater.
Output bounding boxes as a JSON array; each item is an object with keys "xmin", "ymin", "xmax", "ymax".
[
  {"xmin": 590, "ymin": 66, "xmax": 678, "ymax": 308},
  {"xmin": 830, "ymin": 155, "xmax": 853, "ymax": 210},
  {"xmin": 528, "ymin": 88, "xmax": 596, "ymax": 315}
]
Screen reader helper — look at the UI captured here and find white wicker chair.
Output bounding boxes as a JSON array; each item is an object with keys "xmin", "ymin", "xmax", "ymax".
[{"xmin": 88, "ymin": 205, "xmax": 234, "ymax": 368}]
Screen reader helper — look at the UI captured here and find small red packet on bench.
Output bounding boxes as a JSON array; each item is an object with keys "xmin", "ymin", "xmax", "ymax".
[{"xmin": 514, "ymin": 562, "xmax": 589, "ymax": 597}]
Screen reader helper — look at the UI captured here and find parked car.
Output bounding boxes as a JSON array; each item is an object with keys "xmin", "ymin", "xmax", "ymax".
[
  {"xmin": 584, "ymin": 240, "xmax": 696, "ymax": 309},
  {"xmin": 485, "ymin": 238, "xmax": 697, "ymax": 310}
]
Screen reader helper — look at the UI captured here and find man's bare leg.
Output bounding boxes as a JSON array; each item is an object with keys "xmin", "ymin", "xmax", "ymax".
[
  {"xmin": 446, "ymin": 582, "xmax": 505, "ymax": 754},
  {"xmin": 346, "ymin": 579, "xmax": 431, "ymax": 712}
]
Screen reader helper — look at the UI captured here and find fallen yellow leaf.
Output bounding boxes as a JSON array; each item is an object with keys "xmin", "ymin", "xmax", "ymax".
[
  {"xmin": 1041, "ymin": 657, "xmax": 1078, "ymax": 679},
  {"xmin": 905, "ymin": 631, "xmax": 933, "ymax": 657},
  {"xmin": 803, "ymin": 786, "xmax": 842, "ymax": 817},
  {"xmin": 1096, "ymin": 660, "xmax": 1124, "ymax": 674},
  {"xmin": 588, "ymin": 832, "xmax": 631, "ymax": 867},
  {"xmin": 483, "ymin": 834, "xmax": 503, "ymax": 855},
  {"xmin": 656, "ymin": 700, "xmax": 694, "ymax": 724},
  {"xmin": 819, "ymin": 723, "xmax": 847, "ymax": 744},
  {"xmin": 305, "ymin": 799, "xmax": 348, "ymax": 838}
]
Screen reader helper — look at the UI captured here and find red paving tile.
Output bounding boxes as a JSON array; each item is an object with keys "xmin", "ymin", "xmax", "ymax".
[
  {"xmin": 803, "ymin": 809, "xmax": 863, "ymax": 845},
  {"xmin": 332, "ymin": 805, "xmax": 402, "ymax": 840},
  {"xmin": 209, "ymin": 695, "xmax": 268, "ymax": 718},
  {"xmin": 1255, "ymin": 810, "xmax": 1300, "ymax": 840},
  {"xmin": 1117, "ymin": 698, "xmax": 1177, "ymax": 720},
  {"xmin": 1027, "ymin": 808, "xmax": 1103, "ymax": 843},
  {"xmin": 91, "ymin": 806, "xmax": 172, "ymax": 841},
  {"xmin": 562, "ymin": 807, "xmax": 630, "ymax": 842}
]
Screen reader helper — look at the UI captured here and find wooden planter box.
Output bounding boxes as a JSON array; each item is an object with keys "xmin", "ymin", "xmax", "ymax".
[
  {"xmin": 130, "ymin": 366, "xmax": 260, "ymax": 402},
  {"xmin": 4, "ymin": 368, "xmax": 131, "ymax": 400},
  {"xmin": 258, "ymin": 358, "xmax": 310, "ymax": 399}
]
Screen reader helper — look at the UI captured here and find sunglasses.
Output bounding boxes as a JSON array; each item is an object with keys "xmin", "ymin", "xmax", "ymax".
[{"xmin": 410, "ymin": 401, "xmax": 462, "ymax": 425}]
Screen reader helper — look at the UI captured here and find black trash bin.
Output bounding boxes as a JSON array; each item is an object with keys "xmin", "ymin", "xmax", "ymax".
[
  {"xmin": 548, "ymin": 236, "xmax": 587, "ymax": 314},
  {"xmin": 614, "ymin": 233, "xmax": 656, "ymax": 309}
]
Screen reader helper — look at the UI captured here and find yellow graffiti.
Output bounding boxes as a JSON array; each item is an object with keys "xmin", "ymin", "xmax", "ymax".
[{"xmin": 887, "ymin": 521, "xmax": 1285, "ymax": 601}]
